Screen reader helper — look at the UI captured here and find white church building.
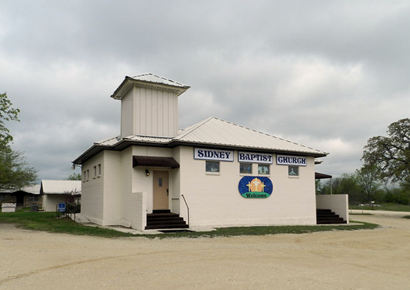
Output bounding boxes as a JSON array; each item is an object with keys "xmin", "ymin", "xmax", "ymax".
[{"xmin": 73, "ymin": 74, "xmax": 348, "ymax": 231}]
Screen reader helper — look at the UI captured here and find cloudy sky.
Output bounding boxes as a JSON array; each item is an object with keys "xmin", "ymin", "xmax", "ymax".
[{"xmin": 1, "ymin": 0, "xmax": 409, "ymax": 180}]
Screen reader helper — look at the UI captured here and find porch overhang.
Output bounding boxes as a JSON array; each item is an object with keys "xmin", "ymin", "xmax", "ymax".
[
  {"xmin": 315, "ymin": 172, "xmax": 332, "ymax": 179},
  {"xmin": 132, "ymin": 156, "xmax": 180, "ymax": 169}
]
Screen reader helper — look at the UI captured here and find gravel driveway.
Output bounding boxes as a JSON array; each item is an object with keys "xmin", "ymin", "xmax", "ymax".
[{"xmin": 1, "ymin": 214, "xmax": 409, "ymax": 290}]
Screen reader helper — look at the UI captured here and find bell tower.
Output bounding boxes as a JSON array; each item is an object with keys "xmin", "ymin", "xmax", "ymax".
[{"xmin": 111, "ymin": 73, "xmax": 189, "ymax": 138}]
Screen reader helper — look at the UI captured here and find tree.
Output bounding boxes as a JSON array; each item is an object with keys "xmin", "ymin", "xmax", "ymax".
[
  {"xmin": 362, "ymin": 118, "xmax": 410, "ymax": 187},
  {"xmin": 355, "ymin": 165, "xmax": 381, "ymax": 203},
  {"xmin": 0, "ymin": 92, "xmax": 37, "ymax": 190},
  {"xmin": 0, "ymin": 92, "xmax": 20, "ymax": 147},
  {"xmin": 0, "ymin": 145, "xmax": 37, "ymax": 190},
  {"xmin": 67, "ymin": 173, "xmax": 81, "ymax": 180}
]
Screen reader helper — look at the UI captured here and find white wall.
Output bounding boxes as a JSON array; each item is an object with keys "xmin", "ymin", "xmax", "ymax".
[
  {"xmin": 316, "ymin": 194, "xmax": 349, "ymax": 223},
  {"xmin": 81, "ymin": 152, "xmax": 104, "ymax": 224},
  {"xmin": 121, "ymin": 86, "xmax": 179, "ymax": 138},
  {"xmin": 43, "ymin": 194, "xmax": 69, "ymax": 212},
  {"xmin": 178, "ymin": 146, "xmax": 317, "ymax": 227},
  {"xmin": 81, "ymin": 144, "xmax": 319, "ymax": 229}
]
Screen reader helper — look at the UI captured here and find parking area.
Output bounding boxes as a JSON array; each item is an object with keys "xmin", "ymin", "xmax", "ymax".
[{"xmin": 1, "ymin": 214, "xmax": 409, "ymax": 290}]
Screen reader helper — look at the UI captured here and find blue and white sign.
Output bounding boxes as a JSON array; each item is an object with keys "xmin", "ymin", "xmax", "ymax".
[
  {"xmin": 238, "ymin": 152, "xmax": 273, "ymax": 164},
  {"xmin": 276, "ymin": 155, "xmax": 307, "ymax": 166},
  {"xmin": 194, "ymin": 148, "xmax": 234, "ymax": 162},
  {"xmin": 57, "ymin": 202, "xmax": 66, "ymax": 213}
]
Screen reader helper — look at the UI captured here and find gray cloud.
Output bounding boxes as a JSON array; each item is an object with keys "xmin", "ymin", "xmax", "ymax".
[{"xmin": 0, "ymin": 0, "xmax": 409, "ymax": 180}]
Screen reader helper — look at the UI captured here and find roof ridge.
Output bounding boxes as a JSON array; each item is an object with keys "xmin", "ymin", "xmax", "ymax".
[
  {"xmin": 213, "ymin": 117, "xmax": 324, "ymax": 154},
  {"xmin": 131, "ymin": 73, "xmax": 185, "ymax": 87},
  {"xmin": 174, "ymin": 116, "xmax": 215, "ymax": 140}
]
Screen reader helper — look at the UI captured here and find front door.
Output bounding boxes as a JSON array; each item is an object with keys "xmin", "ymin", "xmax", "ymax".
[{"xmin": 153, "ymin": 171, "xmax": 169, "ymax": 209}]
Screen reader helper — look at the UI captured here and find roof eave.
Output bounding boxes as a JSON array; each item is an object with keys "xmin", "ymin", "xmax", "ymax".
[{"xmin": 111, "ymin": 76, "xmax": 190, "ymax": 100}]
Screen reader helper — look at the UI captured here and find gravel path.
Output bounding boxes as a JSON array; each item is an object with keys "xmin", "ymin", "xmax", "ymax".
[{"xmin": 1, "ymin": 214, "xmax": 409, "ymax": 290}]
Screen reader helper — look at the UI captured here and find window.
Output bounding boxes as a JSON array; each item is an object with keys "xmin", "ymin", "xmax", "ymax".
[
  {"xmin": 83, "ymin": 171, "xmax": 86, "ymax": 182},
  {"xmin": 206, "ymin": 161, "xmax": 220, "ymax": 173},
  {"xmin": 93, "ymin": 166, "xmax": 97, "ymax": 178},
  {"xmin": 98, "ymin": 164, "xmax": 101, "ymax": 175},
  {"xmin": 240, "ymin": 163, "xmax": 252, "ymax": 174},
  {"xmin": 288, "ymin": 166, "xmax": 299, "ymax": 176},
  {"xmin": 86, "ymin": 169, "xmax": 89, "ymax": 181},
  {"xmin": 258, "ymin": 164, "xmax": 270, "ymax": 175}
]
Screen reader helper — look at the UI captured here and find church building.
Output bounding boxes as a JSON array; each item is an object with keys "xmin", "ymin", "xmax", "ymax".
[{"xmin": 73, "ymin": 74, "xmax": 348, "ymax": 231}]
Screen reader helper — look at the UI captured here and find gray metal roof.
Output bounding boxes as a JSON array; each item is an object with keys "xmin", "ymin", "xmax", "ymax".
[
  {"xmin": 174, "ymin": 117, "xmax": 326, "ymax": 155},
  {"xmin": 129, "ymin": 73, "xmax": 188, "ymax": 88},
  {"xmin": 110, "ymin": 73, "xmax": 190, "ymax": 100},
  {"xmin": 41, "ymin": 180, "xmax": 81, "ymax": 195},
  {"xmin": 73, "ymin": 117, "xmax": 327, "ymax": 164}
]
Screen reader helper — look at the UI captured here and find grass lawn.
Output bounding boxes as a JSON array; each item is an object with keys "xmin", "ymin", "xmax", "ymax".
[
  {"xmin": 0, "ymin": 211, "xmax": 378, "ymax": 239},
  {"xmin": 350, "ymin": 203, "xmax": 410, "ymax": 212}
]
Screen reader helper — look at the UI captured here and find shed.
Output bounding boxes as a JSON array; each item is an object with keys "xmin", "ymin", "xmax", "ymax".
[{"xmin": 40, "ymin": 180, "xmax": 81, "ymax": 212}]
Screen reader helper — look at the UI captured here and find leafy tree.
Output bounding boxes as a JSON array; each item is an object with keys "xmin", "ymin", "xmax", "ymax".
[
  {"xmin": 362, "ymin": 118, "xmax": 410, "ymax": 187},
  {"xmin": 0, "ymin": 92, "xmax": 37, "ymax": 190},
  {"xmin": 320, "ymin": 173, "xmax": 365, "ymax": 204},
  {"xmin": 355, "ymin": 165, "xmax": 381, "ymax": 203},
  {"xmin": 67, "ymin": 173, "xmax": 81, "ymax": 180},
  {"xmin": 0, "ymin": 145, "xmax": 37, "ymax": 190},
  {"xmin": 0, "ymin": 92, "xmax": 20, "ymax": 147}
]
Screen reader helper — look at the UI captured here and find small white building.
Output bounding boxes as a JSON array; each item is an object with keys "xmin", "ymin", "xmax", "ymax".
[
  {"xmin": 40, "ymin": 180, "xmax": 81, "ymax": 212},
  {"xmin": 73, "ymin": 74, "xmax": 347, "ymax": 230}
]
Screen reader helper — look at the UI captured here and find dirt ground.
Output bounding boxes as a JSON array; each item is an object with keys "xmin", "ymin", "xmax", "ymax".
[{"xmin": 1, "ymin": 215, "xmax": 409, "ymax": 290}]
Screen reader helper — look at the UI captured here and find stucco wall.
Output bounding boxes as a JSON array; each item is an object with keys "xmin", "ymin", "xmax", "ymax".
[
  {"xmin": 43, "ymin": 194, "xmax": 69, "ymax": 212},
  {"xmin": 81, "ymin": 152, "xmax": 104, "ymax": 224},
  {"xmin": 316, "ymin": 194, "xmax": 349, "ymax": 223},
  {"xmin": 81, "ymin": 144, "xmax": 318, "ymax": 229},
  {"xmin": 178, "ymin": 146, "xmax": 316, "ymax": 227}
]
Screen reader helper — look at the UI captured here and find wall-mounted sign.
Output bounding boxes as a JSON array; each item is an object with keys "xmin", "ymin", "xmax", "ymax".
[
  {"xmin": 238, "ymin": 152, "xmax": 273, "ymax": 164},
  {"xmin": 238, "ymin": 176, "xmax": 273, "ymax": 198},
  {"xmin": 276, "ymin": 155, "xmax": 307, "ymax": 166},
  {"xmin": 194, "ymin": 148, "xmax": 234, "ymax": 162}
]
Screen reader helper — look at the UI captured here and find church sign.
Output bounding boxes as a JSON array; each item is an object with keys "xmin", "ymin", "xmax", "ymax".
[
  {"xmin": 194, "ymin": 148, "xmax": 234, "ymax": 162},
  {"xmin": 238, "ymin": 151, "xmax": 273, "ymax": 164},
  {"xmin": 276, "ymin": 155, "xmax": 307, "ymax": 166},
  {"xmin": 238, "ymin": 176, "xmax": 273, "ymax": 198}
]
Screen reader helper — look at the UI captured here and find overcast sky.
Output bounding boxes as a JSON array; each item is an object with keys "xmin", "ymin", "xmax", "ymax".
[{"xmin": 1, "ymin": 0, "xmax": 409, "ymax": 181}]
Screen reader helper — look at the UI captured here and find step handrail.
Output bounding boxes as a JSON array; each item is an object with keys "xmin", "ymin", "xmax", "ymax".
[{"xmin": 181, "ymin": 194, "xmax": 190, "ymax": 227}]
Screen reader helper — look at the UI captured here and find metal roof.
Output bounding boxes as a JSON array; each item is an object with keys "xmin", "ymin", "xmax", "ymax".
[
  {"xmin": 111, "ymin": 73, "xmax": 190, "ymax": 99},
  {"xmin": 130, "ymin": 73, "xmax": 188, "ymax": 88},
  {"xmin": 174, "ymin": 117, "xmax": 326, "ymax": 156},
  {"xmin": 40, "ymin": 180, "xmax": 81, "ymax": 195},
  {"xmin": 73, "ymin": 117, "xmax": 327, "ymax": 164}
]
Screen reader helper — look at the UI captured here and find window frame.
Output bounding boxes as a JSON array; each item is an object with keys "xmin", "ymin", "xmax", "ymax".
[
  {"xmin": 258, "ymin": 164, "xmax": 270, "ymax": 175},
  {"xmin": 205, "ymin": 160, "xmax": 220, "ymax": 174},
  {"xmin": 239, "ymin": 162, "xmax": 252, "ymax": 174},
  {"xmin": 288, "ymin": 165, "xmax": 299, "ymax": 177}
]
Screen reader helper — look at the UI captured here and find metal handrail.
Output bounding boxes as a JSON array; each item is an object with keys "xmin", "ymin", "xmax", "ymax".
[{"xmin": 181, "ymin": 194, "xmax": 190, "ymax": 227}]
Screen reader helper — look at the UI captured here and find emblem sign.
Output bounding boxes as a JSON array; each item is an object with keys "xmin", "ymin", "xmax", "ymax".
[{"xmin": 238, "ymin": 176, "xmax": 273, "ymax": 198}]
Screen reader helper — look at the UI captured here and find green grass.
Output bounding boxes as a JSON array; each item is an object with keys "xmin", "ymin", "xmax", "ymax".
[
  {"xmin": 403, "ymin": 215, "xmax": 410, "ymax": 219},
  {"xmin": 0, "ymin": 211, "xmax": 379, "ymax": 239},
  {"xmin": 142, "ymin": 221, "xmax": 378, "ymax": 239},
  {"xmin": 0, "ymin": 211, "xmax": 134, "ymax": 238},
  {"xmin": 350, "ymin": 203, "xmax": 410, "ymax": 212}
]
